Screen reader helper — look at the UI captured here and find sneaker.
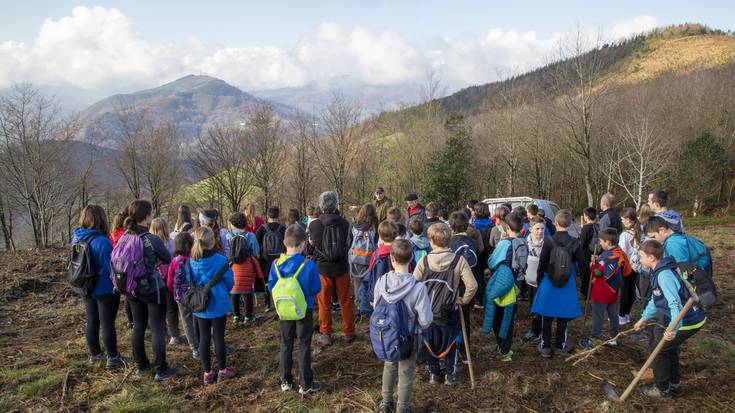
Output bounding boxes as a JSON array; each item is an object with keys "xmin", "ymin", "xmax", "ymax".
[
  {"xmin": 316, "ymin": 333, "xmax": 333, "ymax": 346},
  {"xmin": 331, "ymin": 301, "xmax": 340, "ymax": 311},
  {"xmin": 281, "ymin": 381, "xmax": 293, "ymax": 392},
  {"xmin": 192, "ymin": 350, "xmax": 201, "ymax": 360},
  {"xmin": 499, "ymin": 350, "xmax": 513, "ymax": 362},
  {"xmin": 445, "ymin": 373, "xmax": 461, "ymax": 385},
  {"xmin": 342, "ymin": 335, "xmax": 356, "ymax": 344},
  {"xmin": 605, "ymin": 338, "xmax": 618, "ymax": 347},
  {"xmin": 521, "ymin": 331, "xmax": 540, "ymax": 343},
  {"xmin": 168, "ymin": 337, "xmax": 183, "ymax": 346},
  {"xmin": 473, "ymin": 303, "xmax": 485, "ymax": 309},
  {"xmin": 88, "ymin": 352, "xmax": 106, "ymax": 364},
  {"xmin": 429, "ymin": 373, "xmax": 442, "ymax": 385},
  {"xmin": 539, "ymin": 347, "xmax": 552, "ymax": 358},
  {"xmin": 233, "ymin": 315, "xmax": 243, "ymax": 324},
  {"xmin": 640, "ymin": 385, "xmax": 670, "ymax": 398},
  {"xmin": 126, "ymin": 322, "xmax": 134, "ymax": 329},
  {"xmin": 136, "ymin": 362, "xmax": 151, "ymax": 374},
  {"xmin": 669, "ymin": 382, "xmax": 684, "ymax": 397},
  {"xmin": 243, "ymin": 316, "xmax": 256, "ymax": 325},
  {"xmin": 378, "ymin": 400, "xmax": 396, "ymax": 412},
  {"xmin": 264, "ymin": 306, "xmax": 273, "ymax": 313},
  {"xmin": 298, "ymin": 382, "xmax": 322, "ymax": 395},
  {"xmin": 217, "ymin": 367, "xmax": 236, "ymax": 381},
  {"xmin": 203, "ymin": 370, "xmax": 216, "ymax": 385},
  {"xmin": 154, "ymin": 367, "xmax": 178, "ymax": 382},
  {"xmin": 619, "ymin": 315, "xmax": 631, "ymax": 326},
  {"xmin": 578, "ymin": 338, "xmax": 594, "ymax": 349},
  {"xmin": 225, "ymin": 347, "xmax": 236, "ymax": 354},
  {"xmin": 106, "ymin": 355, "xmax": 125, "ymax": 369},
  {"xmin": 555, "ymin": 344, "xmax": 574, "ymax": 356}
]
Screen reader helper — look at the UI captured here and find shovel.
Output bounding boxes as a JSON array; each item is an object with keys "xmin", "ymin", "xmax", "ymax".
[
  {"xmin": 604, "ymin": 292, "xmax": 697, "ymax": 403},
  {"xmin": 459, "ymin": 306, "xmax": 476, "ymax": 389}
]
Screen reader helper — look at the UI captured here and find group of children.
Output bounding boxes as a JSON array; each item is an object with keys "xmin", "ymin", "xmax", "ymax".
[{"xmin": 71, "ymin": 187, "xmax": 713, "ymax": 411}]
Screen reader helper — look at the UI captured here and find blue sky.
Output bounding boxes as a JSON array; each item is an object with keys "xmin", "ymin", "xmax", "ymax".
[{"xmin": 1, "ymin": 1, "xmax": 732, "ymax": 100}]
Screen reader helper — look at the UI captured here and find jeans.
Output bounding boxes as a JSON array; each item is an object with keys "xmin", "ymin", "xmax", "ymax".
[
  {"xmin": 164, "ymin": 289, "xmax": 180, "ymax": 338},
  {"xmin": 83, "ymin": 294, "xmax": 120, "ymax": 358},
  {"xmin": 591, "ymin": 301, "xmax": 619, "ymax": 339},
  {"xmin": 382, "ymin": 344, "xmax": 418, "ymax": 413},
  {"xmin": 231, "ymin": 294, "xmax": 255, "ymax": 319},
  {"xmin": 317, "ymin": 274, "xmax": 355, "ymax": 336},
  {"xmin": 177, "ymin": 302, "xmax": 199, "ymax": 351},
  {"xmin": 279, "ymin": 310, "xmax": 314, "ymax": 387},
  {"xmin": 649, "ymin": 325, "xmax": 700, "ymax": 391},
  {"xmin": 128, "ymin": 292, "xmax": 168, "ymax": 373},
  {"xmin": 197, "ymin": 316, "xmax": 227, "ymax": 372},
  {"xmin": 541, "ymin": 317, "xmax": 568, "ymax": 349}
]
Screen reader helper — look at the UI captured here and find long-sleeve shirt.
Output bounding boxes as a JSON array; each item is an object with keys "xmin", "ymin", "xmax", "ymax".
[{"xmin": 641, "ymin": 268, "xmax": 684, "ymax": 331}]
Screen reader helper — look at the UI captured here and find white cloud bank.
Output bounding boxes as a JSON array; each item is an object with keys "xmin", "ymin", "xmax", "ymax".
[{"xmin": 0, "ymin": 6, "xmax": 660, "ymax": 97}]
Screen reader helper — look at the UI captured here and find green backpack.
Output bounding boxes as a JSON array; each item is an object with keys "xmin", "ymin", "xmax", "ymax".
[{"xmin": 272, "ymin": 260, "xmax": 308, "ymax": 320}]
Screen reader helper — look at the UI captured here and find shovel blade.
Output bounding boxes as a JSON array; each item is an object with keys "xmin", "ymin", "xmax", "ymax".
[{"xmin": 604, "ymin": 384, "xmax": 621, "ymax": 402}]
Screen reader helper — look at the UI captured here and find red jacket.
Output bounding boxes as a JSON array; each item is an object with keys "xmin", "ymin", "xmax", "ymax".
[
  {"xmin": 231, "ymin": 257, "xmax": 264, "ymax": 294},
  {"xmin": 110, "ymin": 228, "xmax": 126, "ymax": 248}
]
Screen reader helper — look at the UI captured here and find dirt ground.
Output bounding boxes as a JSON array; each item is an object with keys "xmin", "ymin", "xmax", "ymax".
[{"xmin": 0, "ymin": 223, "xmax": 734, "ymax": 412}]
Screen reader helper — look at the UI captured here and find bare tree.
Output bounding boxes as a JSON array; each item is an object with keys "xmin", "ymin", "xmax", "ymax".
[
  {"xmin": 289, "ymin": 111, "xmax": 318, "ymax": 214},
  {"xmin": 246, "ymin": 105, "xmax": 285, "ymax": 209},
  {"xmin": 140, "ymin": 122, "xmax": 183, "ymax": 215},
  {"xmin": 0, "ymin": 84, "xmax": 79, "ymax": 247},
  {"xmin": 546, "ymin": 28, "xmax": 610, "ymax": 206},
  {"xmin": 109, "ymin": 105, "xmax": 148, "ymax": 199},
  {"xmin": 189, "ymin": 125, "xmax": 251, "ymax": 214}
]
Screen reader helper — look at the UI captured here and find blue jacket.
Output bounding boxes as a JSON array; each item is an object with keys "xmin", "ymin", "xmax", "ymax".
[
  {"xmin": 665, "ymin": 233, "xmax": 711, "ymax": 271},
  {"xmin": 72, "ymin": 227, "xmax": 114, "ymax": 296},
  {"xmin": 642, "ymin": 257, "xmax": 706, "ymax": 332},
  {"xmin": 268, "ymin": 253, "xmax": 322, "ymax": 309},
  {"xmin": 186, "ymin": 252, "xmax": 234, "ymax": 319},
  {"xmin": 481, "ymin": 240, "xmax": 516, "ymax": 338}
]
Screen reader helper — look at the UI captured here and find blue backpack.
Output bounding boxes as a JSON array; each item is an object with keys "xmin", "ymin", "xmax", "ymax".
[
  {"xmin": 450, "ymin": 234, "xmax": 478, "ymax": 268},
  {"xmin": 359, "ymin": 254, "xmax": 393, "ymax": 316},
  {"xmin": 370, "ymin": 283, "xmax": 415, "ymax": 362},
  {"xmin": 684, "ymin": 235, "xmax": 712, "ymax": 277}
]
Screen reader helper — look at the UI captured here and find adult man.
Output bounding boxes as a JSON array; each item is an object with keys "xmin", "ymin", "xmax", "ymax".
[
  {"xmin": 404, "ymin": 193, "xmax": 426, "ymax": 228},
  {"xmin": 598, "ymin": 193, "xmax": 623, "ymax": 234},
  {"xmin": 648, "ymin": 190, "xmax": 685, "ymax": 234},
  {"xmin": 308, "ymin": 191, "xmax": 355, "ymax": 345},
  {"xmin": 373, "ymin": 187, "xmax": 393, "ymax": 223}
]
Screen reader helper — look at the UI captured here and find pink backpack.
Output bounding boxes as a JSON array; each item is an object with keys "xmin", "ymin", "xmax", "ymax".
[{"xmin": 110, "ymin": 233, "xmax": 147, "ymax": 295}]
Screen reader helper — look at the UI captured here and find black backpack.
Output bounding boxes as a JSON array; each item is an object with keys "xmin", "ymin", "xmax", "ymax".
[
  {"xmin": 675, "ymin": 262, "xmax": 718, "ymax": 309},
  {"xmin": 422, "ymin": 254, "xmax": 461, "ymax": 323},
  {"xmin": 450, "ymin": 235, "xmax": 478, "ymax": 268},
  {"xmin": 68, "ymin": 233, "xmax": 100, "ymax": 295},
  {"xmin": 321, "ymin": 220, "xmax": 349, "ymax": 262},
  {"xmin": 229, "ymin": 234, "xmax": 251, "ymax": 264},
  {"xmin": 587, "ymin": 223, "xmax": 600, "ymax": 256},
  {"xmin": 262, "ymin": 225, "xmax": 284, "ymax": 260},
  {"xmin": 548, "ymin": 238, "xmax": 579, "ymax": 288}
]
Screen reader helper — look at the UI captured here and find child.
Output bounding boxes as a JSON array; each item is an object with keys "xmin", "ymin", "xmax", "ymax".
[
  {"xmin": 619, "ymin": 207, "xmax": 642, "ymax": 325},
  {"xmin": 198, "ymin": 208, "xmax": 230, "ymax": 257},
  {"xmin": 359, "ymin": 221, "xmax": 399, "ymax": 316},
  {"xmin": 228, "ymin": 212, "xmax": 265, "ymax": 324},
  {"xmin": 388, "ymin": 207, "xmax": 408, "ymax": 239},
  {"xmin": 150, "ymin": 218, "xmax": 181, "ymax": 346},
  {"xmin": 257, "ymin": 207, "xmax": 286, "ymax": 312},
  {"xmin": 373, "ymin": 239, "xmax": 433, "ymax": 413},
  {"xmin": 449, "ymin": 211, "xmax": 480, "ymax": 347},
  {"xmin": 526, "ymin": 204, "xmax": 554, "ymax": 236},
  {"xmin": 414, "ymin": 223, "xmax": 476, "ymax": 385},
  {"xmin": 186, "ymin": 226, "xmax": 235, "ymax": 384},
  {"xmin": 579, "ymin": 228, "xmax": 630, "ymax": 348},
  {"xmin": 532, "ymin": 210, "xmax": 583, "ymax": 357},
  {"xmin": 268, "ymin": 224, "xmax": 323, "ymax": 395},
  {"xmin": 634, "ymin": 240, "xmax": 705, "ymax": 398},
  {"xmin": 488, "ymin": 206, "xmax": 510, "ymax": 251},
  {"xmin": 349, "ymin": 204, "xmax": 379, "ymax": 309},
  {"xmin": 578, "ymin": 207, "xmax": 599, "ymax": 297},
  {"xmin": 168, "ymin": 232, "xmax": 199, "ymax": 359},
  {"xmin": 423, "ymin": 202, "xmax": 443, "ymax": 235},
  {"xmin": 644, "ymin": 217, "xmax": 712, "ymax": 276},
  {"xmin": 522, "ymin": 216, "xmax": 546, "ymax": 343},
  {"xmin": 472, "ymin": 203, "xmax": 494, "ymax": 309},
  {"xmin": 408, "ymin": 216, "xmax": 431, "ymax": 265},
  {"xmin": 287, "ymin": 208, "xmax": 306, "ymax": 229},
  {"xmin": 481, "ymin": 213, "xmax": 525, "ymax": 361}
]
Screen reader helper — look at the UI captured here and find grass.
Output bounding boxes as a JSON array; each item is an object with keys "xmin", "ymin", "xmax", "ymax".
[
  {"xmin": 0, "ymin": 397, "xmax": 15, "ymax": 412},
  {"xmin": 684, "ymin": 215, "xmax": 735, "ymax": 228},
  {"xmin": 0, "ymin": 366, "xmax": 48, "ymax": 383},
  {"xmin": 692, "ymin": 336, "xmax": 735, "ymax": 363},
  {"xmin": 17, "ymin": 372, "xmax": 64, "ymax": 397},
  {"xmin": 99, "ymin": 387, "xmax": 182, "ymax": 413}
]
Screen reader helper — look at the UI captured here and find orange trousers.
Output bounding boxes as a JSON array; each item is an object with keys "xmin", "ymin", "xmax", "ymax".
[{"xmin": 317, "ymin": 273, "xmax": 355, "ymax": 336}]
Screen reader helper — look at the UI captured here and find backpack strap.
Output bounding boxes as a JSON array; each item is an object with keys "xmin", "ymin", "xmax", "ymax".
[
  {"xmin": 204, "ymin": 263, "xmax": 230, "ymax": 291},
  {"xmin": 275, "ymin": 257, "xmax": 307, "ymax": 280}
]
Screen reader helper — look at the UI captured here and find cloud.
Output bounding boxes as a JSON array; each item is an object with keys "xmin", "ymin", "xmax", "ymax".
[{"xmin": 0, "ymin": 7, "xmax": 661, "ymax": 99}]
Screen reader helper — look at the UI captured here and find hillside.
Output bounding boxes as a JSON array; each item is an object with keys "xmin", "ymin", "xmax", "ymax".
[
  {"xmin": 78, "ymin": 75, "xmax": 298, "ymax": 144},
  {"xmin": 431, "ymin": 24, "xmax": 735, "ymax": 115}
]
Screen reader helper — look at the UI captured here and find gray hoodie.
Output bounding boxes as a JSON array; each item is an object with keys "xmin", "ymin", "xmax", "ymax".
[{"xmin": 373, "ymin": 271, "xmax": 433, "ymax": 333}]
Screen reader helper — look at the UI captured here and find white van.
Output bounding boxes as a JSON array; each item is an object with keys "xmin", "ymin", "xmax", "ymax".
[{"xmin": 482, "ymin": 196, "xmax": 580, "ymax": 237}]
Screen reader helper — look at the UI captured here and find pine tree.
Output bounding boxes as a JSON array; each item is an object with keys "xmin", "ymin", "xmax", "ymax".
[{"xmin": 424, "ymin": 113, "xmax": 474, "ymax": 211}]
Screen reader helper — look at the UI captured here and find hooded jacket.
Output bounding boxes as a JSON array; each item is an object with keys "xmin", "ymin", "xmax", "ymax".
[
  {"xmin": 656, "ymin": 210, "xmax": 685, "ymax": 234},
  {"xmin": 72, "ymin": 227, "xmax": 114, "ymax": 296},
  {"xmin": 268, "ymin": 253, "xmax": 322, "ymax": 309},
  {"xmin": 413, "ymin": 247, "xmax": 477, "ymax": 306},
  {"xmin": 481, "ymin": 240, "xmax": 516, "ymax": 338},
  {"xmin": 308, "ymin": 212, "xmax": 351, "ymax": 277},
  {"xmin": 372, "ymin": 270, "xmax": 433, "ymax": 333},
  {"xmin": 409, "ymin": 234, "xmax": 431, "ymax": 261},
  {"xmin": 186, "ymin": 250, "xmax": 234, "ymax": 319}
]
